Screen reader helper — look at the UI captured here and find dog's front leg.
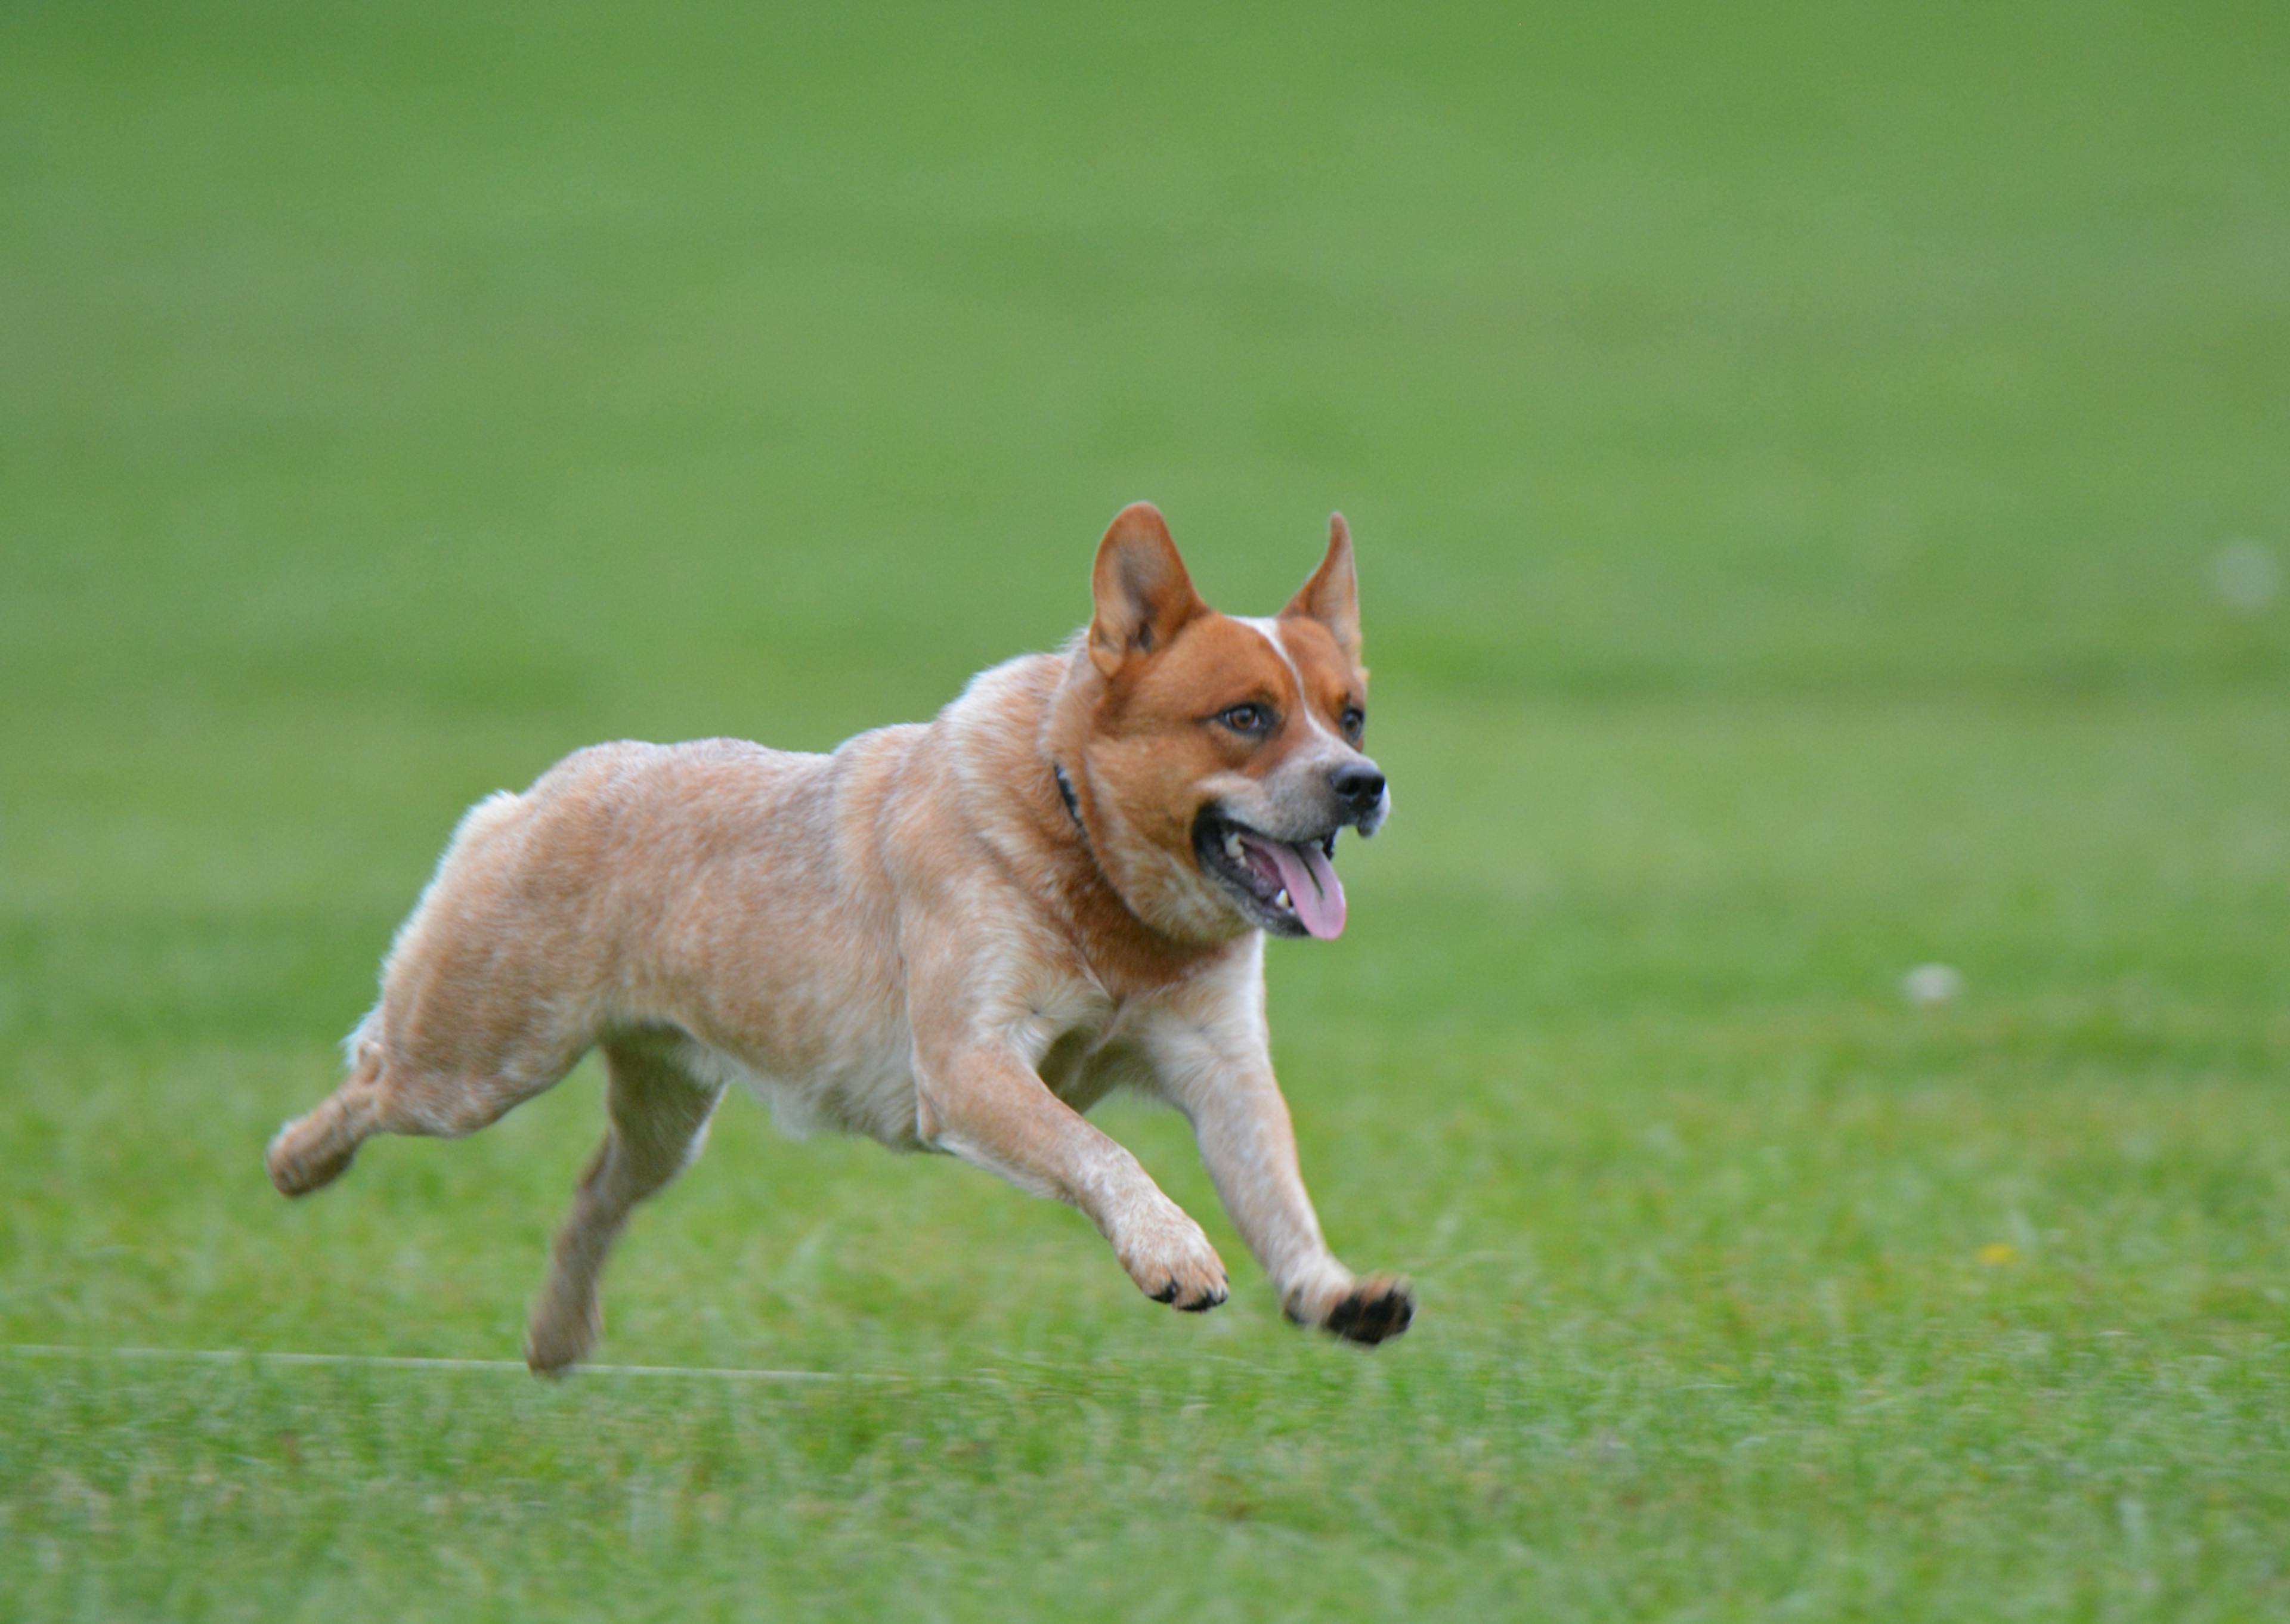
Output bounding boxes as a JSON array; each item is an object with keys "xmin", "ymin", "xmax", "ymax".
[
  {"xmin": 913, "ymin": 1039, "xmax": 1229, "ymax": 1313},
  {"xmin": 1149, "ymin": 1025, "xmax": 1415, "ymax": 1346}
]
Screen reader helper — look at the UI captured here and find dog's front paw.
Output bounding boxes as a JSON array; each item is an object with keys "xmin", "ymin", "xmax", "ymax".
[
  {"xmin": 1286, "ymin": 1272, "xmax": 1415, "ymax": 1346},
  {"xmin": 1115, "ymin": 1205, "xmax": 1229, "ymax": 1313}
]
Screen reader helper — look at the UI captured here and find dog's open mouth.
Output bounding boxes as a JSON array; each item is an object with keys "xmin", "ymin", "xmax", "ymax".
[{"xmin": 1193, "ymin": 811, "xmax": 1347, "ymax": 940}]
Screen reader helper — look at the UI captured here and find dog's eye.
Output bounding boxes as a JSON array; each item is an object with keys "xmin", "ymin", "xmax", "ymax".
[
  {"xmin": 1218, "ymin": 703, "xmax": 1273, "ymax": 736},
  {"xmin": 1339, "ymin": 707, "xmax": 1366, "ymax": 743}
]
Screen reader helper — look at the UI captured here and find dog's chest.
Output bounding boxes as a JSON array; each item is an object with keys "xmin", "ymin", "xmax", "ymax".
[{"xmin": 1023, "ymin": 982, "xmax": 1152, "ymax": 1112}]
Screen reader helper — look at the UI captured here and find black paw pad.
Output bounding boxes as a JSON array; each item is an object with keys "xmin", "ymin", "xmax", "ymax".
[{"xmin": 1325, "ymin": 1281, "xmax": 1415, "ymax": 1346}]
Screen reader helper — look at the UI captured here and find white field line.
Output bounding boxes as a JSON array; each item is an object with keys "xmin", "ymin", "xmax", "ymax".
[{"xmin": 2, "ymin": 1343, "xmax": 864, "ymax": 1382}]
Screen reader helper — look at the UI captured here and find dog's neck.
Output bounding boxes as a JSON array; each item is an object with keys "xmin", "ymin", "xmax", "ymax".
[{"xmin": 1017, "ymin": 648, "xmax": 1253, "ymax": 983}]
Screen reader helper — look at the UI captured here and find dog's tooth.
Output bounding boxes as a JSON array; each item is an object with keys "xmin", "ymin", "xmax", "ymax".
[
  {"xmin": 1274, "ymin": 888, "xmax": 1291, "ymax": 909},
  {"xmin": 1225, "ymin": 831, "xmax": 1243, "ymax": 861}
]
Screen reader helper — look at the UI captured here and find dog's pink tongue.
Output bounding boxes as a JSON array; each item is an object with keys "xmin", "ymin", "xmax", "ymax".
[{"xmin": 1252, "ymin": 835, "xmax": 1347, "ymax": 940}]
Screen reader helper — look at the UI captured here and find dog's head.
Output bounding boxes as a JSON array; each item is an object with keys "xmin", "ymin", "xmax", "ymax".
[{"xmin": 1057, "ymin": 503, "xmax": 1387, "ymax": 944}]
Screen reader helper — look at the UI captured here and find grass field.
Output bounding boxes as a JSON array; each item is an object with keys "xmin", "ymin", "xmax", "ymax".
[{"xmin": 4, "ymin": 1, "xmax": 2288, "ymax": 1617}]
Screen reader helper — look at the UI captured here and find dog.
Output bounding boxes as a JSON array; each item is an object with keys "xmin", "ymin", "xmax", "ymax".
[{"xmin": 266, "ymin": 503, "xmax": 1414, "ymax": 1370}]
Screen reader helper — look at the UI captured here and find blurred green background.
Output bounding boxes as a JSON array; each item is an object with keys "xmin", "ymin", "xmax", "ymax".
[{"xmin": 3, "ymin": 2, "xmax": 2286, "ymax": 1619}]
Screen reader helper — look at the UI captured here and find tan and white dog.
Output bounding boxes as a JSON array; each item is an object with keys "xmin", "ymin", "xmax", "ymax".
[{"xmin": 267, "ymin": 503, "xmax": 1413, "ymax": 1370}]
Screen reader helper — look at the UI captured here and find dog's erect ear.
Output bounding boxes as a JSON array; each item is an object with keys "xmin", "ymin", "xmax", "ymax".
[
  {"xmin": 1090, "ymin": 502, "xmax": 1206, "ymax": 677},
  {"xmin": 1283, "ymin": 512, "xmax": 1361, "ymax": 662}
]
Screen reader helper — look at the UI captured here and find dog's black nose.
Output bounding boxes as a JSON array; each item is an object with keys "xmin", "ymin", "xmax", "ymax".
[{"xmin": 1330, "ymin": 761, "xmax": 1385, "ymax": 811}]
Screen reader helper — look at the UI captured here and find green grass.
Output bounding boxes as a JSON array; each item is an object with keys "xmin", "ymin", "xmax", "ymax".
[{"xmin": 4, "ymin": 0, "xmax": 2288, "ymax": 1617}]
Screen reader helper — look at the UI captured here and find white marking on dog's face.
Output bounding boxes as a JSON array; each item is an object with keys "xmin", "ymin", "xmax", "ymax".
[
  {"xmin": 1235, "ymin": 618, "xmax": 1345, "ymax": 747},
  {"xmin": 1214, "ymin": 616, "xmax": 1381, "ymax": 841}
]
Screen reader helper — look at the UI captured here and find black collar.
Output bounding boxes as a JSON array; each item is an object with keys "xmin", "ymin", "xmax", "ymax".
[{"xmin": 1052, "ymin": 763, "xmax": 1085, "ymax": 833}]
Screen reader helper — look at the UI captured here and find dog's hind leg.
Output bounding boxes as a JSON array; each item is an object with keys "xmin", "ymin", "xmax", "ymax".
[{"xmin": 525, "ymin": 1036, "xmax": 723, "ymax": 1375}]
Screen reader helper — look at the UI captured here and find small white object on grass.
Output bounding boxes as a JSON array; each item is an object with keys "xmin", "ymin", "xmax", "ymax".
[
  {"xmin": 1901, "ymin": 963, "xmax": 1963, "ymax": 1007},
  {"xmin": 2212, "ymin": 540, "xmax": 2279, "ymax": 615}
]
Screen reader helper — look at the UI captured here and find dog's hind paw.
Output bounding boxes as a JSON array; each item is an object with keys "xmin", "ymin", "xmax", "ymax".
[{"xmin": 525, "ymin": 1293, "xmax": 603, "ymax": 1377}]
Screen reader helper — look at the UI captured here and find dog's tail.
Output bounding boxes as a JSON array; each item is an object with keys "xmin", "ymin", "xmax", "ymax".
[
  {"xmin": 265, "ymin": 1037, "xmax": 384, "ymax": 1197},
  {"xmin": 267, "ymin": 788, "xmax": 530, "ymax": 1198}
]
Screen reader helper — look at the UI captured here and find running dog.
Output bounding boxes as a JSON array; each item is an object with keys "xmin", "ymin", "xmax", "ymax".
[{"xmin": 267, "ymin": 503, "xmax": 1414, "ymax": 1370}]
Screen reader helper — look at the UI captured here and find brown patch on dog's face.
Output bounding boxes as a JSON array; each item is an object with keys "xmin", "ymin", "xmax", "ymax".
[
  {"xmin": 1271, "ymin": 613, "xmax": 1369, "ymax": 746},
  {"xmin": 1091, "ymin": 613, "xmax": 1307, "ymax": 847},
  {"xmin": 1071, "ymin": 511, "xmax": 1387, "ymax": 943}
]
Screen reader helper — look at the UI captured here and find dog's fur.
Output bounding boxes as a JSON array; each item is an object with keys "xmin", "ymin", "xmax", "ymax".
[{"xmin": 267, "ymin": 504, "xmax": 1413, "ymax": 1370}]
